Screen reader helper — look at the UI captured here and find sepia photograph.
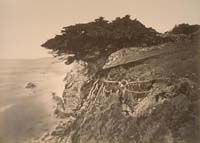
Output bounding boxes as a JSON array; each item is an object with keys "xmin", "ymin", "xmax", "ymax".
[{"xmin": 0, "ymin": 0, "xmax": 200, "ymax": 143}]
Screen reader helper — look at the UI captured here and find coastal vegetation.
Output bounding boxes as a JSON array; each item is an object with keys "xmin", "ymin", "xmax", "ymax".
[{"xmin": 42, "ymin": 15, "xmax": 172, "ymax": 62}]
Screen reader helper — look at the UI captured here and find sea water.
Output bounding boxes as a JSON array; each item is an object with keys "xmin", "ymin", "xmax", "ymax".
[{"xmin": 0, "ymin": 58, "xmax": 67, "ymax": 143}]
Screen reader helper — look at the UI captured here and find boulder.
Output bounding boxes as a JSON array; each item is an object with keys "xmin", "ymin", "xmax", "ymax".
[{"xmin": 25, "ymin": 82, "xmax": 36, "ymax": 89}]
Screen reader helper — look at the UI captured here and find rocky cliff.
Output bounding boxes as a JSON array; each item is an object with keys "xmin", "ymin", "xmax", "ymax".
[{"xmin": 37, "ymin": 22, "xmax": 200, "ymax": 143}]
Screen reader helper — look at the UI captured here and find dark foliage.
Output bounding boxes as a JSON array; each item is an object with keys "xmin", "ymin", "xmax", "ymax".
[
  {"xmin": 171, "ymin": 24, "xmax": 200, "ymax": 35},
  {"xmin": 42, "ymin": 15, "xmax": 171, "ymax": 61}
]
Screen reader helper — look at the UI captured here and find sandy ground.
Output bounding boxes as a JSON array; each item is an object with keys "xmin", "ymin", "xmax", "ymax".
[{"xmin": 0, "ymin": 58, "xmax": 67, "ymax": 143}]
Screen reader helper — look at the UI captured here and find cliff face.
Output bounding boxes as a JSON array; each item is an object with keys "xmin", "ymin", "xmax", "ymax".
[{"xmin": 37, "ymin": 31, "xmax": 200, "ymax": 143}]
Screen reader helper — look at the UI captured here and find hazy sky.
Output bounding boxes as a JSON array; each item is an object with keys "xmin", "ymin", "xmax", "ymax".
[{"xmin": 0, "ymin": 0, "xmax": 199, "ymax": 59}]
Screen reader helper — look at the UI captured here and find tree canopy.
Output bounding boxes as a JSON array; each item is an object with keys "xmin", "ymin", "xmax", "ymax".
[
  {"xmin": 42, "ymin": 15, "xmax": 171, "ymax": 62},
  {"xmin": 171, "ymin": 24, "xmax": 200, "ymax": 35}
]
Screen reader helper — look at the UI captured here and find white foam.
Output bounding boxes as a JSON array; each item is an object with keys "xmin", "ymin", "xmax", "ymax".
[{"xmin": 0, "ymin": 104, "xmax": 14, "ymax": 113}]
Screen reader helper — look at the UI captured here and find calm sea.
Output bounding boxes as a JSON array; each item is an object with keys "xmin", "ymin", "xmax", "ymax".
[{"xmin": 0, "ymin": 58, "xmax": 66, "ymax": 143}]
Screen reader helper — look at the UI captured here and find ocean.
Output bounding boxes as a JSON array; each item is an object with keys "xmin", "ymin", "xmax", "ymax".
[{"xmin": 0, "ymin": 58, "xmax": 67, "ymax": 143}]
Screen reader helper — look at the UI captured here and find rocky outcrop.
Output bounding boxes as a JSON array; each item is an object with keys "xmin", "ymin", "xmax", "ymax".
[
  {"xmin": 25, "ymin": 82, "xmax": 36, "ymax": 89},
  {"xmin": 36, "ymin": 32, "xmax": 200, "ymax": 143},
  {"xmin": 66, "ymin": 78, "xmax": 198, "ymax": 143},
  {"xmin": 34, "ymin": 17, "xmax": 200, "ymax": 143}
]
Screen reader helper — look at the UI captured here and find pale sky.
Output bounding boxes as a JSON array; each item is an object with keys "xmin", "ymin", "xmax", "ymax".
[{"xmin": 0, "ymin": 0, "xmax": 199, "ymax": 59}]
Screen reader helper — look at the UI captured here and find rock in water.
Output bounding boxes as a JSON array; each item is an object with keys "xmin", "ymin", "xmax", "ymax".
[{"xmin": 25, "ymin": 82, "xmax": 36, "ymax": 89}]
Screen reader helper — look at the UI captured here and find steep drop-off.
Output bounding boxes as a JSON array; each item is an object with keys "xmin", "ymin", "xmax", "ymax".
[{"xmin": 36, "ymin": 28, "xmax": 200, "ymax": 143}]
